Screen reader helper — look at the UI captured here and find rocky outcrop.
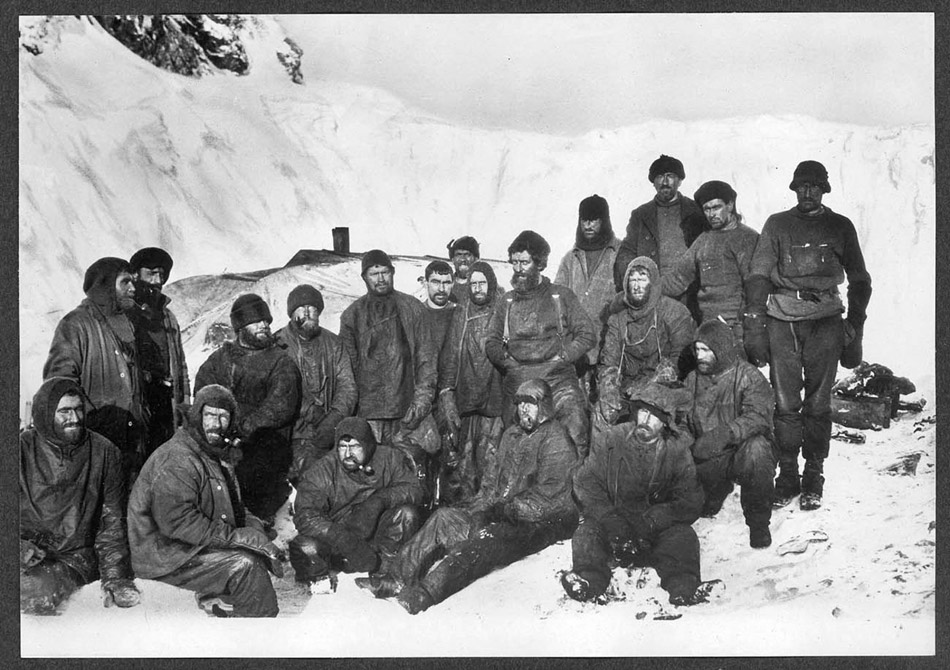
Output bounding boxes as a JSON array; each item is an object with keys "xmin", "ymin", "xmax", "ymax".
[{"xmin": 277, "ymin": 37, "xmax": 304, "ymax": 84}]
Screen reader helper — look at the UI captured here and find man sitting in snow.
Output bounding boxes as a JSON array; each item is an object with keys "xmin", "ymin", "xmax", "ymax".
[
  {"xmin": 561, "ymin": 381, "xmax": 708, "ymax": 607},
  {"xmin": 20, "ymin": 378, "xmax": 141, "ymax": 615},
  {"xmin": 355, "ymin": 379, "xmax": 577, "ymax": 614},
  {"xmin": 290, "ymin": 417, "xmax": 425, "ymax": 584},
  {"xmin": 685, "ymin": 321, "xmax": 776, "ymax": 548},
  {"xmin": 128, "ymin": 384, "xmax": 283, "ymax": 618}
]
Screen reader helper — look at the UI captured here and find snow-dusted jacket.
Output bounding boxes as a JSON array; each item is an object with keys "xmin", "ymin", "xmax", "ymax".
[
  {"xmin": 466, "ymin": 380, "xmax": 577, "ymax": 526},
  {"xmin": 484, "ymin": 277, "xmax": 596, "ymax": 371},
  {"xmin": 749, "ymin": 206, "xmax": 871, "ymax": 322},
  {"xmin": 339, "ymin": 289, "xmax": 437, "ymax": 419},
  {"xmin": 662, "ymin": 223, "xmax": 759, "ymax": 326},
  {"xmin": 128, "ymin": 424, "xmax": 252, "ymax": 578},
  {"xmin": 293, "ymin": 443, "xmax": 423, "ymax": 540},
  {"xmin": 275, "ymin": 322, "xmax": 356, "ymax": 445},
  {"xmin": 194, "ymin": 341, "xmax": 301, "ymax": 442},
  {"xmin": 20, "ymin": 378, "xmax": 132, "ymax": 584},
  {"xmin": 555, "ymin": 234, "xmax": 622, "ymax": 364},
  {"xmin": 573, "ymin": 421, "xmax": 702, "ymax": 536}
]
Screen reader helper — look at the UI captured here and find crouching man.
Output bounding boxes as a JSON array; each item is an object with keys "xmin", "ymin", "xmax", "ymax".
[
  {"xmin": 290, "ymin": 417, "xmax": 425, "ymax": 583},
  {"xmin": 128, "ymin": 384, "xmax": 283, "ymax": 618},
  {"xmin": 561, "ymin": 381, "xmax": 708, "ymax": 607},
  {"xmin": 20, "ymin": 378, "xmax": 140, "ymax": 614},
  {"xmin": 356, "ymin": 379, "xmax": 578, "ymax": 614}
]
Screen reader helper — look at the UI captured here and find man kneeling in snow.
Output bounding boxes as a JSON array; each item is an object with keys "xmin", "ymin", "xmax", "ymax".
[
  {"xmin": 356, "ymin": 379, "xmax": 578, "ymax": 614},
  {"xmin": 561, "ymin": 381, "xmax": 709, "ymax": 607},
  {"xmin": 128, "ymin": 384, "xmax": 283, "ymax": 617},
  {"xmin": 290, "ymin": 417, "xmax": 425, "ymax": 584},
  {"xmin": 21, "ymin": 378, "xmax": 141, "ymax": 614}
]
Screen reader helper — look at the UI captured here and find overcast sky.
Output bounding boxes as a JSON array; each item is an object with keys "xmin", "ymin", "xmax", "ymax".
[{"xmin": 279, "ymin": 13, "xmax": 934, "ymax": 135}]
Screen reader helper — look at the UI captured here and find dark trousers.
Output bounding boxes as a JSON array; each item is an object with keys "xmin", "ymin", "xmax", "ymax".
[
  {"xmin": 143, "ymin": 383, "xmax": 175, "ymax": 458},
  {"xmin": 570, "ymin": 516, "xmax": 701, "ymax": 601},
  {"xmin": 768, "ymin": 315, "xmax": 844, "ymax": 496},
  {"xmin": 695, "ymin": 434, "xmax": 776, "ymax": 529},
  {"xmin": 157, "ymin": 548, "xmax": 279, "ymax": 617},
  {"xmin": 20, "ymin": 560, "xmax": 85, "ymax": 615},
  {"xmin": 440, "ymin": 414, "xmax": 504, "ymax": 506},
  {"xmin": 393, "ymin": 507, "xmax": 573, "ymax": 606},
  {"xmin": 236, "ymin": 434, "xmax": 293, "ymax": 520}
]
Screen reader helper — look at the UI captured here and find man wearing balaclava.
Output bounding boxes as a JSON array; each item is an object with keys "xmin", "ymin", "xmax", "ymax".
[
  {"xmin": 437, "ymin": 261, "xmax": 506, "ymax": 504},
  {"xmin": 128, "ymin": 384, "xmax": 283, "ymax": 617},
  {"xmin": 562, "ymin": 380, "xmax": 709, "ymax": 607},
  {"xmin": 356, "ymin": 379, "xmax": 577, "ymax": 615},
  {"xmin": 485, "ymin": 230, "xmax": 597, "ymax": 459},
  {"xmin": 746, "ymin": 160, "xmax": 872, "ymax": 512},
  {"xmin": 44, "ymin": 257, "xmax": 147, "ymax": 486},
  {"xmin": 194, "ymin": 293, "xmax": 302, "ymax": 525},
  {"xmin": 127, "ymin": 247, "xmax": 190, "ymax": 457},
  {"xmin": 20, "ymin": 377, "xmax": 140, "ymax": 615},
  {"xmin": 275, "ymin": 284, "xmax": 357, "ymax": 483},
  {"xmin": 555, "ymin": 194, "xmax": 622, "ymax": 395},
  {"xmin": 685, "ymin": 321, "xmax": 776, "ymax": 548}
]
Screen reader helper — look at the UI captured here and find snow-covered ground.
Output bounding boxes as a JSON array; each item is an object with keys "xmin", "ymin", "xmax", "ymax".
[{"xmin": 18, "ymin": 15, "xmax": 936, "ymax": 657}]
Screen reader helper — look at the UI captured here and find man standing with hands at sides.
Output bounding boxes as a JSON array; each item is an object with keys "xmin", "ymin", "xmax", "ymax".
[{"xmin": 447, "ymin": 236, "xmax": 481, "ymax": 304}]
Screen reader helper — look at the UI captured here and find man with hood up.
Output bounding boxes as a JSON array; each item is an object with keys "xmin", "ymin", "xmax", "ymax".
[
  {"xmin": 562, "ymin": 381, "xmax": 708, "ymax": 607},
  {"xmin": 128, "ymin": 384, "xmax": 283, "ymax": 617},
  {"xmin": 356, "ymin": 379, "xmax": 578, "ymax": 615},
  {"xmin": 127, "ymin": 247, "xmax": 190, "ymax": 457},
  {"xmin": 685, "ymin": 321, "xmax": 776, "ymax": 548},
  {"xmin": 44, "ymin": 256, "xmax": 147, "ymax": 486},
  {"xmin": 595, "ymin": 256, "xmax": 694, "ymax": 436},
  {"xmin": 290, "ymin": 417, "xmax": 424, "ymax": 583},
  {"xmin": 437, "ymin": 261, "xmax": 506, "ymax": 503},
  {"xmin": 195, "ymin": 294, "xmax": 302, "ymax": 523},
  {"xmin": 485, "ymin": 230, "xmax": 597, "ymax": 458},
  {"xmin": 275, "ymin": 284, "xmax": 357, "ymax": 483},
  {"xmin": 555, "ymin": 194, "xmax": 622, "ymax": 395},
  {"xmin": 20, "ymin": 377, "xmax": 141, "ymax": 615}
]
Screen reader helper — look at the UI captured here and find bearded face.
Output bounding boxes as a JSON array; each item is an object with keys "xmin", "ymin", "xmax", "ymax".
[
  {"xmin": 201, "ymin": 406, "xmax": 231, "ymax": 447},
  {"xmin": 238, "ymin": 320, "xmax": 274, "ymax": 349},
  {"xmin": 510, "ymin": 252, "xmax": 542, "ymax": 293},
  {"xmin": 114, "ymin": 271, "xmax": 137, "ymax": 311},
  {"xmin": 517, "ymin": 400, "xmax": 541, "ymax": 432},
  {"xmin": 626, "ymin": 269, "xmax": 652, "ymax": 307},
  {"xmin": 469, "ymin": 271, "xmax": 491, "ymax": 306},
  {"xmin": 53, "ymin": 393, "xmax": 85, "ymax": 445},
  {"xmin": 633, "ymin": 408, "xmax": 663, "ymax": 445},
  {"xmin": 292, "ymin": 305, "xmax": 322, "ymax": 339}
]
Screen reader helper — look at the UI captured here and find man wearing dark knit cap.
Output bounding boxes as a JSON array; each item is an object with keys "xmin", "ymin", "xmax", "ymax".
[
  {"xmin": 44, "ymin": 257, "xmax": 147, "ymax": 487},
  {"xmin": 614, "ymin": 154, "xmax": 708, "ymax": 323},
  {"xmin": 555, "ymin": 194, "xmax": 622, "ymax": 396},
  {"xmin": 195, "ymin": 294, "xmax": 302, "ymax": 523},
  {"xmin": 485, "ymin": 230, "xmax": 597, "ymax": 458},
  {"xmin": 339, "ymin": 250, "xmax": 439, "ymax": 485},
  {"xmin": 127, "ymin": 247, "xmax": 190, "ymax": 458},
  {"xmin": 746, "ymin": 160, "xmax": 872, "ymax": 511},
  {"xmin": 276, "ymin": 284, "xmax": 357, "ymax": 483},
  {"xmin": 446, "ymin": 236, "xmax": 481, "ymax": 304},
  {"xmin": 662, "ymin": 181, "xmax": 760, "ymax": 340}
]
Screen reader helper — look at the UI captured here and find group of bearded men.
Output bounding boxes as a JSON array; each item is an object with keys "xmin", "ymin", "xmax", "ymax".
[{"xmin": 21, "ymin": 155, "xmax": 871, "ymax": 618}]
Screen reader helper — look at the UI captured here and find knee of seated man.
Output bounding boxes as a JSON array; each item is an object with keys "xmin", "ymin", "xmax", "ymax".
[{"xmin": 392, "ymin": 504, "xmax": 423, "ymax": 530}]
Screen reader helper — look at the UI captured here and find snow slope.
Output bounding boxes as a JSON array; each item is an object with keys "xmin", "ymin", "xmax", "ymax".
[{"xmin": 18, "ymin": 14, "xmax": 936, "ymax": 657}]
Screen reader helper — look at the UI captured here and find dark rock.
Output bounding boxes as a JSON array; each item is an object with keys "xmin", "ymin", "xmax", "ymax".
[{"xmin": 277, "ymin": 37, "xmax": 304, "ymax": 84}]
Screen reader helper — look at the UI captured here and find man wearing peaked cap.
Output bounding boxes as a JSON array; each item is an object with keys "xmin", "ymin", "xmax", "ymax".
[{"xmin": 194, "ymin": 294, "xmax": 302, "ymax": 525}]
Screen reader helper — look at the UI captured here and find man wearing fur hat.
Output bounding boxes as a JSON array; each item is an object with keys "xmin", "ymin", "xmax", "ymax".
[
  {"xmin": 127, "ymin": 247, "xmax": 190, "ymax": 458},
  {"xmin": 485, "ymin": 230, "xmax": 597, "ymax": 458},
  {"xmin": 276, "ymin": 284, "xmax": 357, "ymax": 483},
  {"xmin": 685, "ymin": 321, "xmax": 776, "ymax": 548},
  {"xmin": 662, "ymin": 181, "xmax": 760, "ymax": 339},
  {"xmin": 446, "ymin": 236, "xmax": 481, "ymax": 304},
  {"xmin": 21, "ymin": 377, "xmax": 141, "ymax": 614},
  {"xmin": 561, "ymin": 381, "xmax": 707, "ymax": 607},
  {"xmin": 356, "ymin": 379, "xmax": 577, "ymax": 614},
  {"xmin": 746, "ymin": 160, "xmax": 872, "ymax": 511},
  {"xmin": 595, "ymin": 256, "xmax": 694, "ymax": 436},
  {"xmin": 555, "ymin": 194, "xmax": 622, "ymax": 394},
  {"xmin": 614, "ymin": 154, "xmax": 708, "ymax": 323},
  {"xmin": 339, "ymin": 249, "xmax": 439, "ymax": 480},
  {"xmin": 128, "ymin": 384, "xmax": 283, "ymax": 617},
  {"xmin": 437, "ymin": 261, "xmax": 506, "ymax": 504},
  {"xmin": 44, "ymin": 257, "xmax": 147, "ymax": 486},
  {"xmin": 290, "ymin": 417, "xmax": 424, "ymax": 583},
  {"xmin": 195, "ymin": 294, "xmax": 301, "ymax": 523}
]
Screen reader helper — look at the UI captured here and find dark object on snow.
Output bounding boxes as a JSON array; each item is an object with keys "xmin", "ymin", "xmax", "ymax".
[
  {"xmin": 831, "ymin": 395, "xmax": 891, "ymax": 430},
  {"xmin": 830, "ymin": 427, "xmax": 866, "ymax": 444},
  {"xmin": 831, "ymin": 362, "xmax": 920, "ymax": 429},
  {"xmin": 879, "ymin": 452, "xmax": 923, "ymax": 477}
]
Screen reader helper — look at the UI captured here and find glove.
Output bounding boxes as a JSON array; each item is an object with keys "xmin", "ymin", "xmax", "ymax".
[
  {"xmin": 101, "ymin": 578, "xmax": 141, "ymax": 608},
  {"xmin": 742, "ymin": 312, "xmax": 770, "ymax": 367},
  {"xmin": 345, "ymin": 494, "xmax": 389, "ymax": 540},
  {"xmin": 840, "ymin": 317, "xmax": 865, "ymax": 369},
  {"xmin": 20, "ymin": 539, "xmax": 46, "ymax": 568},
  {"xmin": 402, "ymin": 399, "xmax": 430, "ymax": 432},
  {"xmin": 439, "ymin": 391, "xmax": 462, "ymax": 433},
  {"xmin": 230, "ymin": 527, "xmax": 286, "ymax": 577},
  {"xmin": 327, "ymin": 526, "xmax": 378, "ymax": 573},
  {"xmin": 691, "ymin": 424, "xmax": 734, "ymax": 461}
]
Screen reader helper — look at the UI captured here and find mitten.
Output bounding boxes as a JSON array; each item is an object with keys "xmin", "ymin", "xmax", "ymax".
[
  {"xmin": 101, "ymin": 578, "xmax": 141, "ymax": 608},
  {"xmin": 401, "ymin": 399, "xmax": 430, "ymax": 431},
  {"xmin": 691, "ymin": 424, "xmax": 734, "ymax": 461}
]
